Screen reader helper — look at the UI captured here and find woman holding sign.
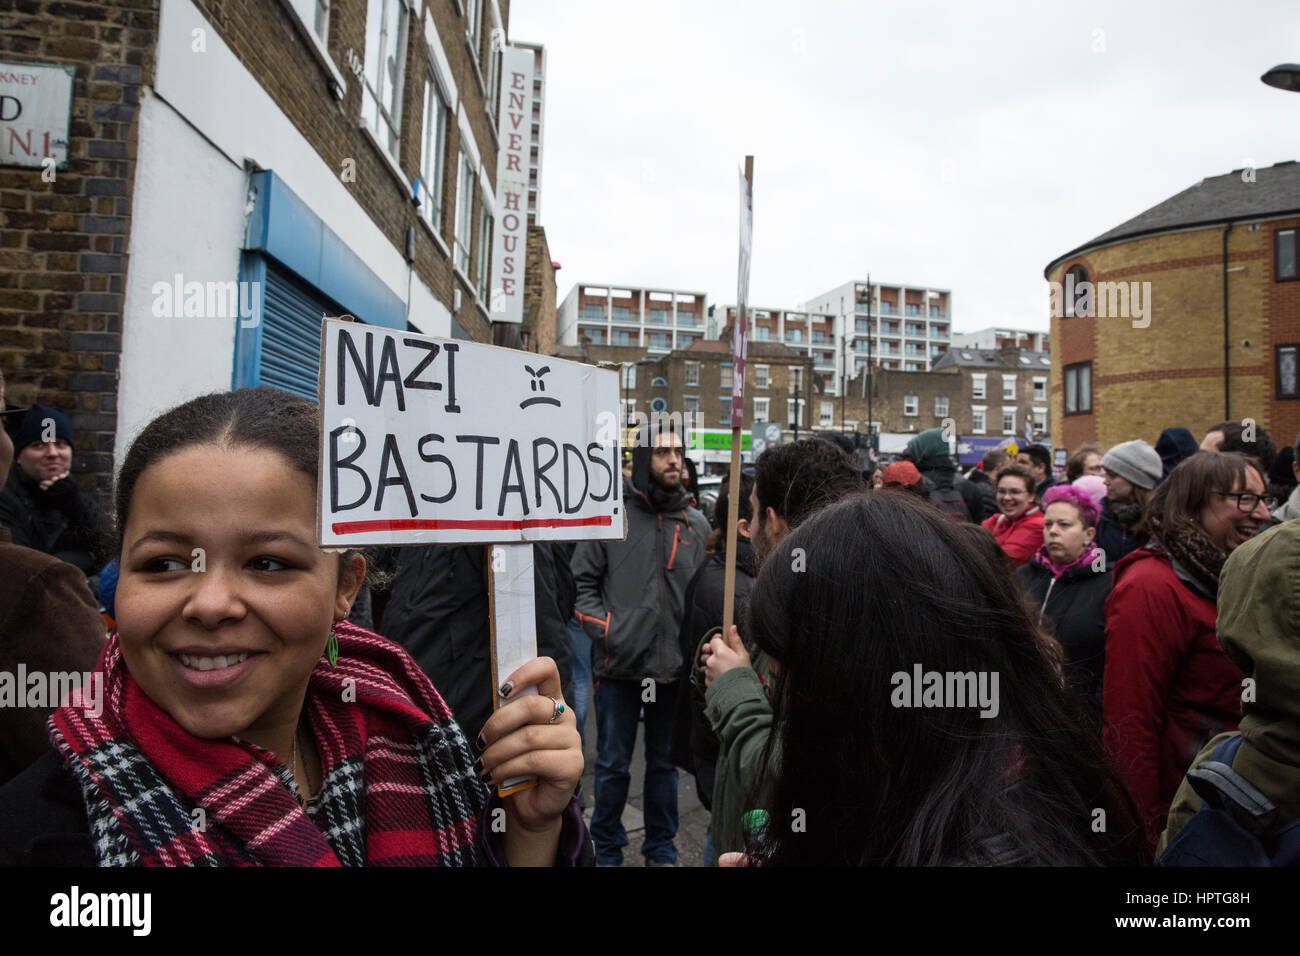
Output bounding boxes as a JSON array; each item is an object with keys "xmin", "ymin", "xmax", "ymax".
[{"xmin": 0, "ymin": 388, "xmax": 589, "ymax": 866}]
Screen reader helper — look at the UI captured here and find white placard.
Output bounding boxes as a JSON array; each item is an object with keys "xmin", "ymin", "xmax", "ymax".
[
  {"xmin": 488, "ymin": 45, "xmax": 534, "ymax": 324},
  {"xmin": 488, "ymin": 542, "xmax": 539, "ymax": 794},
  {"xmin": 317, "ymin": 318, "xmax": 623, "ymax": 546},
  {"xmin": 0, "ymin": 61, "xmax": 74, "ymax": 169}
]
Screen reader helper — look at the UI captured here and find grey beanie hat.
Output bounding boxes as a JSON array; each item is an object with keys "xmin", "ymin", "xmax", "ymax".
[{"xmin": 1101, "ymin": 439, "xmax": 1162, "ymax": 490}]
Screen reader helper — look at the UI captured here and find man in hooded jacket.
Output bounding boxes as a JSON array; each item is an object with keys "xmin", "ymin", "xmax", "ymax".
[
  {"xmin": 571, "ymin": 419, "xmax": 709, "ymax": 866},
  {"xmin": 902, "ymin": 427, "xmax": 984, "ymax": 522}
]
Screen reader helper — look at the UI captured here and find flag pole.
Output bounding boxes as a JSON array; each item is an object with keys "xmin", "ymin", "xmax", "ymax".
[{"xmin": 722, "ymin": 155, "xmax": 753, "ymax": 641}]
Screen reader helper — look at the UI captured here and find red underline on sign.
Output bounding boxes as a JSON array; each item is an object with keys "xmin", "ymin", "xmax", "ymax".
[{"xmin": 331, "ymin": 516, "xmax": 615, "ymax": 534}]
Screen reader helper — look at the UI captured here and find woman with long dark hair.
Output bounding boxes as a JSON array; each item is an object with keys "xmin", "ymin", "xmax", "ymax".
[{"xmin": 741, "ymin": 492, "xmax": 1146, "ymax": 866}]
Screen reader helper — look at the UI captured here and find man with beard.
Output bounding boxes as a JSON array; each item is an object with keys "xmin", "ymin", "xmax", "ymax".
[
  {"xmin": 699, "ymin": 437, "xmax": 866, "ymax": 864},
  {"xmin": 571, "ymin": 419, "xmax": 709, "ymax": 866}
]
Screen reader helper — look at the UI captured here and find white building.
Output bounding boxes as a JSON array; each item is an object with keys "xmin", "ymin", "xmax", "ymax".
[
  {"xmin": 513, "ymin": 40, "xmax": 546, "ymax": 226},
  {"xmin": 558, "ymin": 282, "xmax": 708, "ymax": 352},
  {"xmin": 951, "ymin": 327, "xmax": 1050, "ymax": 352}
]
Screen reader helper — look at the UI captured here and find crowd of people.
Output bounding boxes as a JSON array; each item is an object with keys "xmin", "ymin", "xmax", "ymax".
[{"xmin": 0, "ymin": 376, "xmax": 1296, "ymax": 867}]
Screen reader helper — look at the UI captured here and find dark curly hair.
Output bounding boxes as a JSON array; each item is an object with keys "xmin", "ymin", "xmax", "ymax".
[{"xmin": 753, "ymin": 437, "xmax": 867, "ymax": 530}]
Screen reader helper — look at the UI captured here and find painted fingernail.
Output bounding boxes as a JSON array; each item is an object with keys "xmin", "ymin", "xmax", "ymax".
[
  {"xmin": 473, "ymin": 758, "xmax": 483, "ymax": 773},
  {"xmin": 499, "ymin": 681, "xmax": 513, "ymax": 697},
  {"xmin": 481, "ymin": 769, "xmax": 493, "ymax": 784},
  {"xmin": 476, "ymin": 733, "xmax": 487, "ymax": 752}
]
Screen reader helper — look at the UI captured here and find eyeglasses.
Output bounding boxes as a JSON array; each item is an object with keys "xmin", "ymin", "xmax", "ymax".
[{"xmin": 1217, "ymin": 492, "xmax": 1277, "ymax": 513}]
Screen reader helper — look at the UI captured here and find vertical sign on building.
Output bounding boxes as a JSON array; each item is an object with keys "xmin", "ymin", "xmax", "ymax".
[
  {"xmin": 490, "ymin": 46, "xmax": 534, "ymax": 324},
  {"xmin": 0, "ymin": 62, "xmax": 74, "ymax": 170}
]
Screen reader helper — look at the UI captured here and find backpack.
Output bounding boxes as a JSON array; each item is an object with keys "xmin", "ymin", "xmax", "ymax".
[
  {"xmin": 928, "ymin": 484, "xmax": 971, "ymax": 523},
  {"xmin": 1158, "ymin": 734, "xmax": 1300, "ymax": 866}
]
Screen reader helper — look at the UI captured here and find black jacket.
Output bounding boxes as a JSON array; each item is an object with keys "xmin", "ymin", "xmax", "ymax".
[
  {"xmin": 916, "ymin": 456, "xmax": 983, "ymax": 523},
  {"xmin": 1017, "ymin": 557, "xmax": 1112, "ymax": 728},
  {"xmin": 379, "ymin": 543, "xmax": 573, "ymax": 744},
  {"xmin": 0, "ymin": 749, "xmax": 97, "ymax": 866},
  {"xmin": 670, "ymin": 536, "xmax": 757, "ymax": 808},
  {"xmin": 1093, "ymin": 498, "xmax": 1145, "ymax": 566},
  {"xmin": 966, "ymin": 469, "xmax": 998, "ymax": 523},
  {"xmin": 0, "ymin": 465, "xmax": 109, "ymax": 578}
]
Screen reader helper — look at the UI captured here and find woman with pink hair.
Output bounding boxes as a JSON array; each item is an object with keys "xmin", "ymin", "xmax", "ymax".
[{"xmin": 1016, "ymin": 485, "xmax": 1110, "ymax": 730}]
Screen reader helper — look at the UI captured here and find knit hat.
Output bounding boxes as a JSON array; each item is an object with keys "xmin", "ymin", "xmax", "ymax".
[
  {"xmin": 14, "ymin": 404, "xmax": 73, "ymax": 451},
  {"xmin": 903, "ymin": 428, "xmax": 950, "ymax": 464},
  {"xmin": 1155, "ymin": 427, "xmax": 1198, "ymax": 478},
  {"xmin": 1071, "ymin": 474, "xmax": 1108, "ymax": 507},
  {"xmin": 1101, "ymin": 439, "xmax": 1161, "ymax": 490},
  {"xmin": 882, "ymin": 461, "xmax": 922, "ymax": 488}
]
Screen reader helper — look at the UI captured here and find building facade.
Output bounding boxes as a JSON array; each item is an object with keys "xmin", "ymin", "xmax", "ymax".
[
  {"xmin": 2, "ymin": 0, "xmax": 543, "ymax": 499},
  {"xmin": 712, "ymin": 306, "xmax": 837, "ymax": 396},
  {"xmin": 1045, "ymin": 161, "xmax": 1300, "ymax": 451},
  {"xmin": 951, "ymin": 326, "xmax": 1050, "ymax": 352},
  {"xmin": 558, "ymin": 281, "xmax": 708, "ymax": 353},
  {"xmin": 513, "ymin": 39, "xmax": 544, "ymax": 226}
]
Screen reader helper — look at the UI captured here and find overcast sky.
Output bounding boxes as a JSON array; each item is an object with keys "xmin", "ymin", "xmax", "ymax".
[{"xmin": 510, "ymin": 0, "xmax": 1300, "ymax": 333}]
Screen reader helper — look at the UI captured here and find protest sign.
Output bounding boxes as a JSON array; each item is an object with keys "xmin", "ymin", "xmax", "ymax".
[{"xmin": 317, "ymin": 317, "xmax": 623, "ymax": 547}]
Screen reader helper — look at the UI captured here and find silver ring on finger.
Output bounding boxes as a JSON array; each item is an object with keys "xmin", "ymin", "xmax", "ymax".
[{"xmin": 548, "ymin": 696, "xmax": 566, "ymax": 724}]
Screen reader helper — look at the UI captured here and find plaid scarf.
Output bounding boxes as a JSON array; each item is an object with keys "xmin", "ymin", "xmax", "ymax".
[
  {"xmin": 48, "ymin": 621, "xmax": 487, "ymax": 866},
  {"xmin": 1148, "ymin": 514, "xmax": 1225, "ymax": 594}
]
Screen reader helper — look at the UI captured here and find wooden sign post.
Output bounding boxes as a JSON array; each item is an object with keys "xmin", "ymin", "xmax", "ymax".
[
  {"xmin": 317, "ymin": 319, "xmax": 623, "ymax": 794},
  {"xmin": 723, "ymin": 156, "xmax": 754, "ymax": 640}
]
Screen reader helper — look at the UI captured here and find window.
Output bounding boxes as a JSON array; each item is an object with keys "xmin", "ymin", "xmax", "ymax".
[
  {"xmin": 621, "ymin": 365, "xmax": 636, "ymax": 389},
  {"xmin": 935, "ymin": 396, "xmax": 948, "ymax": 418},
  {"xmin": 1277, "ymin": 345, "xmax": 1299, "ymax": 398},
  {"xmin": 1063, "ymin": 265, "xmax": 1089, "ymax": 317},
  {"xmin": 1064, "ymin": 361, "xmax": 1092, "ymax": 414},
  {"xmin": 621, "ymin": 399, "xmax": 636, "ymax": 424},
  {"xmin": 417, "ymin": 77, "xmax": 448, "ymax": 234},
  {"xmin": 475, "ymin": 204, "xmax": 492, "ymax": 299},
  {"xmin": 929, "ymin": 304, "xmax": 940, "ymax": 317},
  {"xmin": 754, "ymin": 326, "xmax": 771, "ymax": 341},
  {"xmin": 753, "ymin": 397, "xmax": 770, "ymax": 421},
  {"xmin": 1278, "ymin": 228, "xmax": 1297, "ymax": 281},
  {"xmin": 583, "ymin": 304, "xmax": 603, "ymax": 320},
  {"xmin": 972, "ymin": 406, "xmax": 986, "ymax": 434},
  {"xmin": 611, "ymin": 329, "xmax": 633, "ymax": 347},
  {"xmin": 464, "ymin": 0, "xmax": 482, "ymax": 59},
  {"xmin": 755, "ymin": 365, "xmax": 769, "ymax": 388},
  {"xmin": 880, "ymin": 301, "xmax": 894, "ymax": 315},
  {"xmin": 719, "ymin": 396, "xmax": 732, "ymax": 424},
  {"xmin": 683, "ymin": 395, "xmax": 699, "ymax": 414},
  {"xmin": 650, "ymin": 397, "xmax": 667, "ymax": 413},
  {"xmin": 820, "ymin": 401, "xmax": 834, "ymax": 427},
  {"xmin": 1033, "ymin": 376, "xmax": 1047, "ymax": 401},
  {"xmin": 684, "ymin": 362, "xmax": 700, "ymax": 386},
  {"xmin": 1002, "ymin": 407, "xmax": 1017, "ymax": 434},
  {"xmin": 904, "ymin": 395, "xmax": 918, "ymax": 416},
  {"xmin": 612, "ymin": 305, "xmax": 632, "ymax": 321},
  {"xmin": 1033, "ymin": 407, "xmax": 1048, "ymax": 431},
  {"xmin": 905, "ymin": 303, "xmax": 919, "ymax": 316},
  {"xmin": 856, "ymin": 318, "xmax": 871, "ymax": 332},
  {"xmin": 788, "ymin": 367, "xmax": 804, "ymax": 393},
  {"xmin": 286, "ymin": 0, "xmax": 329, "ymax": 44},
  {"xmin": 453, "ymin": 151, "xmax": 474, "ymax": 275},
  {"xmin": 582, "ymin": 328, "xmax": 605, "ymax": 345},
  {"xmin": 361, "ymin": 0, "xmax": 409, "ymax": 158},
  {"xmin": 786, "ymin": 329, "xmax": 803, "ymax": 344},
  {"xmin": 649, "ymin": 308, "xmax": 668, "ymax": 325},
  {"xmin": 651, "ymin": 376, "xmax": 667, "ymax": 387},
  {"xmin": 786, "ymin": 398, "xmax": 805, "ymax": 426},
  {"xmin": 811, "ymin": 330, "xmax": 826, "ymax": 344},
  {"xmin": 677, "ymin": 334, "xmax": 697, "ymax": 348},
  {"xmin": 971, "ymin": 373, "xmax": 986, "ymax": 399},
  {"xmin": 648, "ymin": 333, "xmax": 670, "ymax": 349},
  {"xmin": 1002, "ymin": 375, "xmax": 1016, "ymax": 400},
  {"xmin": 720, "ymin": 365, "xmax": 733, "ymax": 389},
  {"xmin": 485, "ymin": 35, "xmax": 501, "ymax": 122}
]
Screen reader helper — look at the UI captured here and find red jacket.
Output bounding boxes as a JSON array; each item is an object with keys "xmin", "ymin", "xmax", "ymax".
[
  {"xmin": 1101, "ymin": 546, "xmax": 1243, "ymax": 849},
  {"xmin": 981, "ymin": 507, "xmax": 1044, "ymax": 569}
]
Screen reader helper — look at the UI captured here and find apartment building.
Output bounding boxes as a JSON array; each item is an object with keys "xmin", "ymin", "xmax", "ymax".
[
  {"xmin": 513, "ymin": 40, "xmax": 545, "ymax": 226},
  {"xmin": 951, "ymin": 327, "xmax": 1050, "ymax": 352},
  {"xmin": 558, "ymin": 282, "xmax": 708, "ymax": 352},
  {"xmin": 711, "ymin": 305, "xmax": 838, "ymax": 395}
]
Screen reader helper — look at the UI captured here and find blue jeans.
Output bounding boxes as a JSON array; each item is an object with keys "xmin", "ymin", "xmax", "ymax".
[
  {"xmin": 567, "ymin": 616, "xmax": 592, "ymax": 752},
  {"xmin": 592, "ymin": 677, "xmax": 679, "ymax": 865}
]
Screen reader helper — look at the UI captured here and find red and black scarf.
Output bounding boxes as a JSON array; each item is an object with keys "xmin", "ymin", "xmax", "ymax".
[{"xmin": 48, "ymin": 621, "xmax": 487, "ymax": 866}]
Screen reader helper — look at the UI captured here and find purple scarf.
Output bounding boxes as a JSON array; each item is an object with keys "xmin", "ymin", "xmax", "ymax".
[{"xmin": 1031, "ymin": 539, "xmax": 1100, "ymax": 579}]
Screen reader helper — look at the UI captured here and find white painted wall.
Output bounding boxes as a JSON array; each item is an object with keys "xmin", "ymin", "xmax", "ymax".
[{"xmin": 117, "ymin": 0, "xmax": 451, "ymax": 449}]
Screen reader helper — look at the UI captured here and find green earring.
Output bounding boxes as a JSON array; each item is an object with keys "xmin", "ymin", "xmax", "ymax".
[{"xmin": 325, "ymin": 626, "xmax": 339, "ymax": 666}]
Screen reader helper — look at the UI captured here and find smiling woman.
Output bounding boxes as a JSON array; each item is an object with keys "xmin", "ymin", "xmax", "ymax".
[{"xmin": 0, "ymin": 388, "xmax": 589, "ymax": 867}]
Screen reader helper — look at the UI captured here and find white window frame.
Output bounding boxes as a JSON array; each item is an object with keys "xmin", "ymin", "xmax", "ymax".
[
  {"xmin": 720, "ymin": 364, "xmax": 733, "ymax": 389},
  {"xmin": 682, "ymin": 395, "xmax": 700, "ymax": 414},
  {"xmin": 971, "ymin": 372, "xmax": 986, "ymax": 400},
  {"xmin": 621, "ymin": 364, "xmax": 636, "ymax": 389},
  {"xmin": 280, "ymin": 0, "xmax": 347, "ymax": 97},
  {"xmin": 1033, "ymin": 406, "xmax": 1048, "ymax": 431},
  {"xmin": 719, "ymin": 396, "xmax": 732, "ymax": 425},
  {"xmin": 753, "ymin": 397, "xmax": 770, "ymax": 421},
  {"xmin": 972, "ymin": 405, "xmax": 987, "ymax": 435},
  {"xmin": 935, "ymin": 396, "xmax": 948, "ymax": 418},
  {"xmin": 786, "ymin": 398, "xmax": 806, "ymax": 427},
  {"xmin": 1002, "ymin": 374, "xmax": 1016, "ymax": 401},
  {"xmin": 621, "ymin": 399, "xmax": 637, "ymax": 423},
  {"xmin": 475, "ymin": 198, "xmax": 493, "ymax": 302},
  {"xmin": 1002, "ymin": 406, "xmax": 1017, "ymax": 435},
  {"xmin": 1033, "ymin": 375, "xmax": 1047, "ymax": 402},
  {"xmin": 819, "ymin": 400, "xmax": 834, "ymax": 427},
  {"xmin": 904, "ymin": 394, "xmax": 918, "ymax": 417},
  {"xmin": 754, "ymin": 365, "xmax": 769, "ymax": 389},
  {"xmin": 417, "ymin": 75, "xmax": 450, "ymax": 243},
  {"xmin": 788, "ymin": 367, "xmax": 804, "ymax": 393},
  {"xmin": 361, "ymin": 0, "xmax": 411, "ymax": 163},
  {"xmin": 453, "ymin": 149, "xmax": 475, "ymax": 278},
  {"xmin": 684, "ymin": 362, "xmax": 701, "ymax": 386}
]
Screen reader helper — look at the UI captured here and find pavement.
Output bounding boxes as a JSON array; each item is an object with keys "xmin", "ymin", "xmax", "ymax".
[{"xmin": 578, "ymin": 698, "xmax": 711, "ymax": 867}]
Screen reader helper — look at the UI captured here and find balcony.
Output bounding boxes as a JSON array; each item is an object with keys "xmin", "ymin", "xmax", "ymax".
[
  {"xmin": 675, "ymin": 314, "xmax": 700, "ymax": 328},
  {"xmin": 610, "ymin": 310, "xmax": 640, "ymax": 326},
  {"xmin": 647, "ymin": 311, "xmax": 669, "ymax": 325},
  {"xmin": 929, "ymin": 327, "xmax": 949, "ymax": 341}
]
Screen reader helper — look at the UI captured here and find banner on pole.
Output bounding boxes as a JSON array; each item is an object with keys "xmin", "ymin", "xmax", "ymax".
[
  {"xmin": 317, "ymin": 318, "xmax": 623, "ymax": 546},
  {"xmin": 731, "ymin": 168, "xmax": 753, "ymax": 428},
  {"xmin": 489, "ymin": 45, "xmax": 534, "ymax": 324}
]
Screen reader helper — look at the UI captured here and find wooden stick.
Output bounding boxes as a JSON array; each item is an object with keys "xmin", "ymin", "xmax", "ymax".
[{"xmin": 722, "ymin": 155, "xmax": 754, "ymax": 642}]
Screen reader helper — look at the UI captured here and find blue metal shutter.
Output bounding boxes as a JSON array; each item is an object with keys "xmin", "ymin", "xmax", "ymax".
[{"xmin": 258, "ymin": 260, "xmax": 345, "ymax": 401}]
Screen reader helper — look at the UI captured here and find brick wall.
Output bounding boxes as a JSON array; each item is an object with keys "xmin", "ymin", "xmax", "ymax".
[
  {"xmin": 0, "ymin": 0, "xmax": 158, "ymax": 500},
  {"xmin": 524, "ymin": 223, "xmax": 555, "ymax": 354}
]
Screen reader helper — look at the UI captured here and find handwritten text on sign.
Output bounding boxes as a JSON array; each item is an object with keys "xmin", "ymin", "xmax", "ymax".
[{"xmin": 318, "ymin": 319, "xmax": 623, "ymax": 546}]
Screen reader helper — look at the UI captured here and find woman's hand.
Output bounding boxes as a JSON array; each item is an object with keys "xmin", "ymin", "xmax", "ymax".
[
  {"xmin": 701, "ymin": 625, "xmax": 751, "ymax": 688},
  {"xmin": 477, "ymin": 656, "xmax": 583, "ymax": 865}
]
